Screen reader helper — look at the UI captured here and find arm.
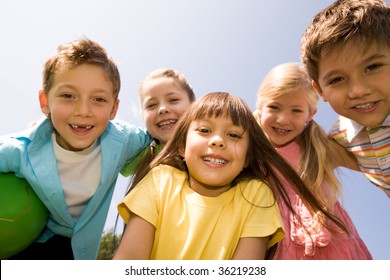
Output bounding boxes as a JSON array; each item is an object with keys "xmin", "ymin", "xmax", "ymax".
[
  {"xmin": 0, "ymin": 137, "xmax": 23, "ymax": 173},
  {"xmin": 328, "ymin": 138, "xmax": 359, "ymax": 171},
  {"xmin": 232, "ymin": 237, "xmax": 269, "ymax": 260},
  {"xmin": 120, "ymin": 147, "xmax": 148, "ymax": 177},
  {"xmin": 113, "ymin": 213, "xmax": 155, "ymax": 260}
]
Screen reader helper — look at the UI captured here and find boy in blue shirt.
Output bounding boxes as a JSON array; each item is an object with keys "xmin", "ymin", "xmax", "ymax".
[{"xmin": 0, "ymin": 38, "xmax": 151, "ymax": 259}]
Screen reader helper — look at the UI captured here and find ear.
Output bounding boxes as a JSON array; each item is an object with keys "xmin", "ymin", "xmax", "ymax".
[
  {"xmin": 308, "ymin": 108, "xmax": 317, "ymax": 122},
  {"xmin": 253, "ymin": 109, "xmax": 261, "ymax": 121},
  {"xmin": 109, "ymin": 99, "xmax": 120, "ymax": 120},
  {"xmin": 179, "ymin": 148, "xmax": 185, "ymax": 158},
  {"xmin": 244, "ymin": 158, "xmax": 250, "ymax": 168},
  {"xmin": 312, "ymin": 81, "xmax": 328, "ymax": 102},
  {"xmin": 39, "ymin": 90, "xmax": 50, "ymax": 116}
]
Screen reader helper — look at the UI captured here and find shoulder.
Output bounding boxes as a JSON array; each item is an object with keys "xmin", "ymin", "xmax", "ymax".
[
  {"xmin": 107, "ymin": 119, "xmax": 146, "ymax": 133},
  {"xmin": 237, "ymin": 179, "xmax": 276, "ymax": 207},
  {"xmin": 0, "ymin": 117, "xmax": 52, "ymax": 147},
  {"xmin": 105, "ymin": 119, "xmax": 151, "ymax": 142},
  {"xmin": 133, "ymin": 165, "xmax": 187, "ymax": 197},
  {"xmin": 141, "ymin": 165, "xmax": 187, "ymax": 189},
  {"xmin": 0, "ymin": 118, "xmax": 54, "ymax": 172},
  {"xmin": 148, "ymin": 165, "xmax": 187, "ymax": 181},
  {"xmin": 328, "ymin": 117, "xmax": 350, "ymax": 145},
  {"xmin": 328, "ymin": 117, "xmax": 345, "ymax": 136},
  {"xmin": 120, "ymin": 146, "xmax": 150, "ymax": 176}
]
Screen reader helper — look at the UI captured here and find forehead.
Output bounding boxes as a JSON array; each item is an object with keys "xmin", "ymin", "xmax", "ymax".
[
  {"xmin": 141, "ymin": 77, "xmax": 187, "ymax": 99},
  {"xmin": 54, "ymin": 64, "xmax": 109, "ymax": 82},
  {"xmin": 264, "ymin": 90, "xmax": 309, "ymax": 106},
  {"xmin": 320, "ymin": 41, "xmax": 386, "ymax": 67},
  {"xmin": 142, "ymin": 77, "xmax": 182, "ymax": 93},
  {"xmin": 191, "ymin": 115, "xmax": 244, "ymax": 128},
  {"xmin": 51, "ymin": 64, "xmax": 114, "ymax": 93}
]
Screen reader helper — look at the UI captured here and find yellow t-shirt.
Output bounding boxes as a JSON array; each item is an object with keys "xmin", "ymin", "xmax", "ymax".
[{"xmin": 118, "ymin": 165, "xmax": 284, "ymax": 260}]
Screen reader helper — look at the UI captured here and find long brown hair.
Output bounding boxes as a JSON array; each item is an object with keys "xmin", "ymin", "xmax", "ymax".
[{"xmin": 128, "ymin": 92, "xmax": 347, "ymax": 233}]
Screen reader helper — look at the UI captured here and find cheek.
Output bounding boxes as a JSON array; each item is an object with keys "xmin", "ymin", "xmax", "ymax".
[
  {"xmin": 143, "ymin": 112, "xmax": 155, "ymax": 130},
  {"xmin": 177, "ymin": 108, "xmax": 188, "ymax": 117},
  {"xmin": 176, "ymin": 103, "xmax": 192, "ymax": 116},
  {"xmin": 183, "ymin": 133, "xmax": 198, "ymax": 158},
  {"xmin": 259, "ymin": 113, "xmax": 272, "ymax": 127},
  {"xmin": 295, "ymin": 119, "xmax": 308, "ymax": 133}
]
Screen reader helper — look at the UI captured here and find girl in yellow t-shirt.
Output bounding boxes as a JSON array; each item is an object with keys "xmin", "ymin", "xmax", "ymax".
[{"xmin": 114, "ymin": 92, "xmax": 347, "ymax": 260}]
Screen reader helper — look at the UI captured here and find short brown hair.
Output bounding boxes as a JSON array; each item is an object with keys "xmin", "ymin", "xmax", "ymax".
[
  {"xmin": 301, "ymin": 0, "xmax": 390, "ymax": 84},
  {"xmin": 42, "ymin": 38, "xmax": 121, "ymax": 99}
]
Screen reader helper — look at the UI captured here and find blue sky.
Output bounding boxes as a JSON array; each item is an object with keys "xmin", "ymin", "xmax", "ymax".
[{"xmin": 0, "ymin": 0, "xmax": 389, "ymax": 260}]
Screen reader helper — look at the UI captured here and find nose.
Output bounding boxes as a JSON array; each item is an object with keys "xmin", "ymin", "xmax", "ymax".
[
  {"xmin": 75, "ymin": 99, "xmax": 92, "ymax": 117},
  {"xmin": 276, "ymin": 111, "xmax": 290, "ymax": 125},
  {"xmin": 348, "ymin": 77, "xmax": 372, "ymax": 99},
  {"xmin": 209, "ymin": 134, "xmax": 225, "ymax": 148},
  {"xmin": 158, "ymin": 104, "xmax": 170, "ymax": 115}
]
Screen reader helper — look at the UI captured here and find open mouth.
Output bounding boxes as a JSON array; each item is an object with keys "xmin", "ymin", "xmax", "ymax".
[
  {"xmin": 157, "ymin": 119, "xmax": 177, "ymax": 128},
  {"xmin": 273, "ymin": 127, "xmax": 290, "ymax": 134},
  {"xmin": 353, "ymin": 102, "xmax": 377, "ymax": 111},
  {"xmin": 70, "ymin": 124, "xmax": 93, "ymax": 133},
  {"xmin": 203, "ymin": 156, "xmax": 227, "ymax": 165}
]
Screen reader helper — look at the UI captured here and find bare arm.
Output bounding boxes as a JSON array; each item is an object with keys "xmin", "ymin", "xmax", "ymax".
[
  {"xmin": 113, "ymin": 213, "xmax": 155, "ymax": 260},
  {"xmin": 232, "ymin": 237, "xmax": 268, "ymax": 260},
  {"xmin": 328, "ymin": 138, "xmax": 359, "ymax": 171}
]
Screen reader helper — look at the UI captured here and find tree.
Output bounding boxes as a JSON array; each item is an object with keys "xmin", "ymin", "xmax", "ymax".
[{"xmin": 97, "ymin": 228, "xmax": 121, "ymax": 260}]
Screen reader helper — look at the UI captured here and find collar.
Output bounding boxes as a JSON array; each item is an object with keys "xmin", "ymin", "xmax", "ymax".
[{"xmin": 340, "ymin": 114, "xmax": 390, "ymax": 142}]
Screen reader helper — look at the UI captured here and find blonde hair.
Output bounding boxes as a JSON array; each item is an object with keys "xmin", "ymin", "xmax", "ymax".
[
  {"xmin": 256, "ymin": 62, "xmax": 341, "ymax": 210},
  {"xmin": 138, "ymin": 68, "xmax": 195, "ymax": 105},
  {"xmin": 131, "ymin": 68, "xmax": 196, "ymax": 180}
]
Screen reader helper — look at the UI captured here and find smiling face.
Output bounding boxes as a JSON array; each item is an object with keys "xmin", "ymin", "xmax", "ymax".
[
  {"xmin": 183, "ymin": 116, "xmax": 249, "ymax": 197},
  {"xmin": 316, "ymin": 42, "xmax": 390, "ymax": 127},
  {"xmin": 259, "ymin": 90, "xmax": 313, "ymax": 148},
  {"xmin": 140, "ymin": 77, "xmax": 193, "ymax": 146},
  {"xmin": 39, "ymin": 64, "xmax": 119, "ymax": 151}
]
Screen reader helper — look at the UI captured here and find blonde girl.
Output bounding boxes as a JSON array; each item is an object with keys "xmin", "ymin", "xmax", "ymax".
[
  {"xmin": 256, "ymin": 62, "xmax": 372, "ymax": 259},
  {"xmin": 121, "ymin": 68, "xmax": 195, "ymax": 177}
]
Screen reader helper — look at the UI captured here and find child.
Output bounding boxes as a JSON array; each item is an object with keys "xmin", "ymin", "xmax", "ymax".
[
  {"xmin": 114, "ymin": 68, "xmax": 195, "ymax": 242},
  {"xmin": 0, "ymin": 38, "xmax": 151, "ymax": 259},
  {"xmin": 113, "ymin": 92, "xmax": 348, "ymax": 260},
  {"xmin": 300, "ymin": 0, "xmax": 390, "ymax": 198},
  {"xmin": 256, "ymin": 62, "xmax": 372, "ymax": 259},
  {"xmin": 120, "ymin": 68, "xmax": 195, "ymax": 177}
]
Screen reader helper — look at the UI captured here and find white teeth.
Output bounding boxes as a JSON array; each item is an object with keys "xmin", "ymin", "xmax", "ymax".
[
  {"xmin": 158, "ymin": 120, "xmax": 176, "ymax": 127},
  {"xmin": 203, "ymin": 157, "xmax": 226, "ymax": 164},
  {"xmin": 274, "ymin": 127, "xmax": 289, "ymax": 133},
  {"xmin": 355, "ymin": 102, "xmax": 374, "ymax": 110},
  {"xmin": 71, "ymin": 125, "xmax": 92, "ymax": 129}
]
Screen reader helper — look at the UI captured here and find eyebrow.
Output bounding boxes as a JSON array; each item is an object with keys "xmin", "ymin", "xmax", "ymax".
[
  {"xmin": 321, "ymin": 52, "xmax": 388, "ymax": 82},
  {"xmin": 362, "ymin": 52, "xmax": 388, "ymax": 63},
  {"xmin": 56, "ymin": 83, "xmax": 112, "ymax": 94}
]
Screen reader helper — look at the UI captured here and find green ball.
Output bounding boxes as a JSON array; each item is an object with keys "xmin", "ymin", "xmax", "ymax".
[{"xmin": 0, "ymin": 173, "xmax": 48, "ymax": 259}]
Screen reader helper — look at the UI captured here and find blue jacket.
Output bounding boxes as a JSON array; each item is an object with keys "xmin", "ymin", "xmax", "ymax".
[{"xmin": 0, "ymin": 117, "xmax": 151, "ymax": 259}]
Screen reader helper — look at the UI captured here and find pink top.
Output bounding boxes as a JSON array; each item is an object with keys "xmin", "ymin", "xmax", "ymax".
[{"xmin": 273, "ymin": 141, "xmax": 373, "ymax": 259}]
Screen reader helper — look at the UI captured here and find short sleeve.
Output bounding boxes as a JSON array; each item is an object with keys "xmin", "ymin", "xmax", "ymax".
[
  {"xmin": 239, "ymin": 180, "xmax": 285, "ymax": 249},
  {"xmin": 117, "ymin": 167, "xmax": 161, "ymax": 226}
]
